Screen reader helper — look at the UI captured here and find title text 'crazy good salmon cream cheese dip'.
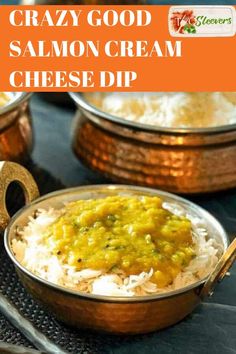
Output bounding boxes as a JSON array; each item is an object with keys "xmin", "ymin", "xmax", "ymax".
[
  {"xmin": 12, "ymin": 196, "xmax": 222, "ymax": 296},
  {"xmin": 84, "ymin": 92, "xmax": 236, "ymax": 128}
]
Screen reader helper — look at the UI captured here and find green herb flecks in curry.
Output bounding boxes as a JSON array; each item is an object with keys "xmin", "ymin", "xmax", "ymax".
[{"xmin": 45, "ymin": 196, "xmax": 195, "ymax": 287}]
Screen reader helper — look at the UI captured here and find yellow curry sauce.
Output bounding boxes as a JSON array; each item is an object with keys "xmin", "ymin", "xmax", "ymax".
[{"xmin": 45, "ymin": 196, "xmax": 195, "ymax": 287}]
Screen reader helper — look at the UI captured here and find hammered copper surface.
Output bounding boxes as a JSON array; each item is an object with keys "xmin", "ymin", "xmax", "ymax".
[
  {"xmin": 0, "ymin": 94, "xmax": 33, "ymax": 163},
  {"xmin": 17, "ymin": 270, "xmax": 200, "ymax": 334},
  {"xmin": 72, "ymin": 113, "xmax": 236, "ymax": 194}
]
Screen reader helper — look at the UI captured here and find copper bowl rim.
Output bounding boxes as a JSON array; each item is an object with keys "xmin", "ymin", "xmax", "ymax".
[
  {"xmin": 69, "ymin": 92, "xmax": 236, "ymax": 135},
  {"xmin": 0, "ymin": 92, "xmax": 32, "ymax": 116},
  {"xmin": 4, "ymin": 184, "xmax": 229, "ymax": 303}
]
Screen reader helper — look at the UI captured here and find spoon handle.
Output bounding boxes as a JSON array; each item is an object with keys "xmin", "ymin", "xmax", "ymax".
[
  {"xmin": 0, "ymin": 342, "xmax": 42, "ymax": 354},
  {"xmin": 0, "ymin": 292, "xmax": 69, "ymax": 354}
]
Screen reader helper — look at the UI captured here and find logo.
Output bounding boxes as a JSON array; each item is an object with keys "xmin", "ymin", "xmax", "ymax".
[
  {"xmin": 170, "ymin": 10, "xmax": 197, "ymax": 35},
  {"xmin": 169, "ymin": 6, "xmax": 235, "ymax": 37}
]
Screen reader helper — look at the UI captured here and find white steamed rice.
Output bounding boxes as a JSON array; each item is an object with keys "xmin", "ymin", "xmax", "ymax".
[
  {"xmin": 12, "ymin": 202, "xmax": 223, "ymax": 297},
  {"xmin": 85, "ymin": 92, "xmax": 236, "ymax": 128}
]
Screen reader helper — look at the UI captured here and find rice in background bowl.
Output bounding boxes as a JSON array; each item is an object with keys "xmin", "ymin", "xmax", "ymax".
[{"xmin": 84, "ymin": 92, "xmax": 236, "ymax": 128}]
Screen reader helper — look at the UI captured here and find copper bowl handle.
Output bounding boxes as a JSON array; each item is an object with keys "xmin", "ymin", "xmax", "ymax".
[
  {"xmin": 200, "ymin": 237, "xmax": 236, "ymax": 299},
  {"xmin": 0, "ymin": 161, "xmax": 39, "ymax": 232}
]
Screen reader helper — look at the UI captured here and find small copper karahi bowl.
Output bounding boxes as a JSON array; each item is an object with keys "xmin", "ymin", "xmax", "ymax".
[
  {"xmin": 0, "ymin": 93, "xmax": 33, "ymax": 163},
  {"xmin": 69, "ymin": 92, "xmax": 236, "ymax": 194},
  {"xmin": 1, "ymin": 161, "xmax": 236, "ymax": 334}
]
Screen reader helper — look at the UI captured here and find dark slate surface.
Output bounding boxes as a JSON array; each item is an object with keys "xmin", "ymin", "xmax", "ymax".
[{"xmin": 26, "ymin": 93, "xmax": 236, "ymax": 353}]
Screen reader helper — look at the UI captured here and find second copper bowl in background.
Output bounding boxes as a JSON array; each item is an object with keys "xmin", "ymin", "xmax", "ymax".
[{"xmin": 70, "ymin": 92, "xmax": 236, "ymax": 194}]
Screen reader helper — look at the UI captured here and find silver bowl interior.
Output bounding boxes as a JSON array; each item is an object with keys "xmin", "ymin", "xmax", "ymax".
[
  {"xmin": 5, "ymin": 185, "xmax": 228, "ymax": 302},
  {"xmin": 69, "ymin": 92, "xmax": 236, "ymax": 135}
]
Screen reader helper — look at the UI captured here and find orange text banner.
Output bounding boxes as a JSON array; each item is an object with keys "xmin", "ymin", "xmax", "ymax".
[{"xmin": 0, "ymin": 5, "xmax": 235, "ymax": 91}]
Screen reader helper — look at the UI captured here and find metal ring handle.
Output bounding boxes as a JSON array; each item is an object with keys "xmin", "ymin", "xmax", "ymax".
[
  {"xmin": 0, "ymin": 161, "xmax": 39, "ymax": 231},
  {"xmin": 200, "ymin": 237, "xmax": 236, "ymax": 299}
]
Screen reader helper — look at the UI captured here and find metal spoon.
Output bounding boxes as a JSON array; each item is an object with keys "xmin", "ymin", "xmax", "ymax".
[{"xmin": 0, "ymin": 292, "xmax": 69, "ymax": 354}]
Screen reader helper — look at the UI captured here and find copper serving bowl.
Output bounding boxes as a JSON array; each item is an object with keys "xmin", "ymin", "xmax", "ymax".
[
  {"xmin": 1, "ymin": 161, "xmax": 236, "ymax": 334},
  {"xmin": 70, "ymin": 92, "xmax": 236, "ymax": 194},
  {"xmin": 0, "ymin": 93, "xmax": 33, "ymax": 163}
]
